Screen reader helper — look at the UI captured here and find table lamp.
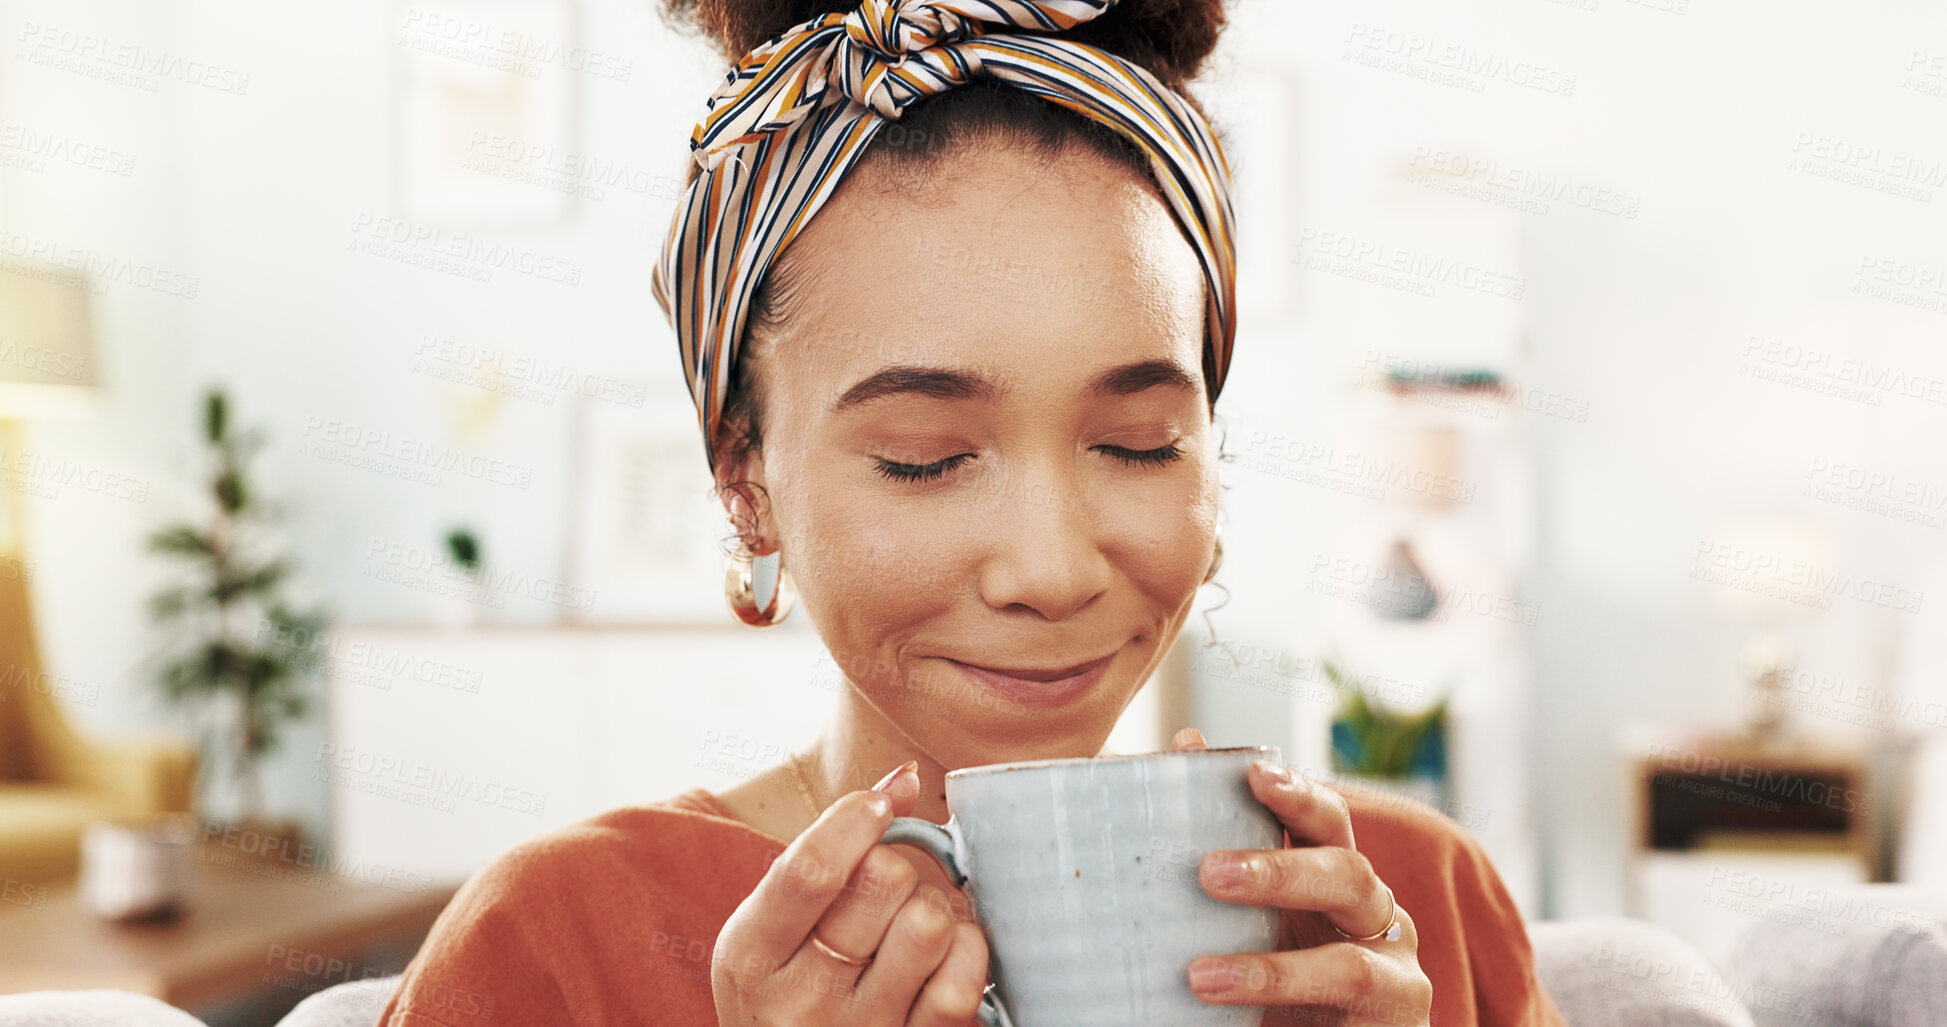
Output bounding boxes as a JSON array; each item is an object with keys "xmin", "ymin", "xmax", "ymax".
[
  {"xmin": 0, "ymin": 263, "xmax": 100, "ymax": 556},
  {"xmin": 1701, "ymin": 520, "xmax": 1835, "ymax": 742},
  {"xmin": 0, "ymin": 264, "xmax": 101, "ymax": 784}
]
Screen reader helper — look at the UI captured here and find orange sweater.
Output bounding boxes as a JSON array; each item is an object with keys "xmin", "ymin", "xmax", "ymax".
[{"xmin": 376, "ymin": 785, "xmax": 1565, "ymax": 1026}]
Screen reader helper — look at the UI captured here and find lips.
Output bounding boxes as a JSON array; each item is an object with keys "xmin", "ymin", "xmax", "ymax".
[{"xmin": 943, "ymin": 651, "xmax": 1117, "ymax": 707}]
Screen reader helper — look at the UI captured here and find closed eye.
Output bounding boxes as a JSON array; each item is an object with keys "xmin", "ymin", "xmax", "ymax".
[
  {"xmin": 873, "ymin": 441, "xmax": 1183, "ymax": 484},
  {"xmin": 873, "ymin": 453, "xmax": 975, "ymax": 483},
  {"xmin": 1096, "ymin": 441, "xmax": 1183, "ymax": 468}
]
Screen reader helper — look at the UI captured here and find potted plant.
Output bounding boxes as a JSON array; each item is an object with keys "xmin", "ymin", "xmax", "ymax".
[
  {"xmin": 144, "ymin": 387, "xmax": 330, "ymax": 844},
  {"xmin": 1324, "ymin": 657, "xmax": 1449, "ymax": 807},
  {"xmin": 432, "ymin": 525, "xmax": 485, "ymax": 626}
]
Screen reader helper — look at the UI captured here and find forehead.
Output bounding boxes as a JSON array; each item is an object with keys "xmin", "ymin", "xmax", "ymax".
[{"xmin": 760, "ymin": 147, "xmax": 1208, "ymax": 394}]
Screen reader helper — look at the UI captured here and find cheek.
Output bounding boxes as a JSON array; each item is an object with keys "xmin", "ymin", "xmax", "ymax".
[
  {"xmin": 1100, "ymin": 458, "xmax": 1220, "ymax": 597},
  {"xmin": 774, "ymin": 476, "xmax": 962, "ymax": 644}
]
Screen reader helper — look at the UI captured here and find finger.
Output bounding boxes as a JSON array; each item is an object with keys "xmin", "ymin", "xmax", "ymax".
[
  {"xmin": 848, "ymin": 883, "xmax": 958, "ymax": 1018},
  {"xmin": 1198, "ymin": 845, "xmax": 1409, "ymax": 944},
  {"xmin": 727, "ymin": 767, "xmax": 920, "ymax": 970},
  {"xmin": 1188, "ymin": 941, "xmax": 1432, "ymax": 1019},
  {"xmin": 904, "ymin": 920, "xmax": 990, "ymax": 1027},
  {"xmin": 1171, "ymin": 727, "xmax": 1209, "ymax": 751},
  {"xmin": 1247, "ymin": 758, "xmax": 1354, "ymax": 849},
  {"xmin": 807, "ymin": 843, "xmax": 920, "ymax": 968}
]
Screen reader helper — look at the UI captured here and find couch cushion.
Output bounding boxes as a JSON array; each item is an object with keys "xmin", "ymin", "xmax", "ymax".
[
  {"xmin": 276, "ymin": 975, "xmax": 400, "ymax": 1027},
  {"xmin": 0, "ymin": 989, "xmax": 208, "ymax": 1026},
  {"xmin": 1529, "ymin": 915, "xmax": 1755, "ymax": 1026},
  {"xmin": 1724, "ymin": 883, "xmax": 1947, "ymax": 1027},
  {"xmin": 0, "ymin": 785, "xmax": 119, "ymax": 883}
]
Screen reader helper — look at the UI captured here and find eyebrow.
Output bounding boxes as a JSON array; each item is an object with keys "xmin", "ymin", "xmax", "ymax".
[{"xmin": 830, "ymin": 358, "xmax": 1200, "ymax": 413}]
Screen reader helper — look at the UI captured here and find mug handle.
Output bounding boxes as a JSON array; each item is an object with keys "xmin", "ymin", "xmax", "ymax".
[{"xmin": 881, "ymin": 817, "xmax": 1017, "ymax": 1027}]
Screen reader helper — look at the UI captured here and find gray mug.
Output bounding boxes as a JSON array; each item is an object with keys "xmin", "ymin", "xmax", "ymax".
[{"xmin": 881, "ymin": 745, "xmax": 1284, "ymax": 1027}]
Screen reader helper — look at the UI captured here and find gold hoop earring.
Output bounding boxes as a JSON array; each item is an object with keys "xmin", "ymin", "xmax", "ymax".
[
  {"xmin": 725, "ymin": 537, "xmax": 797, "ymax": 626},
  {"xmin": 1203, "ymin": 526, "xmax": 1224, "ymax": 585}
]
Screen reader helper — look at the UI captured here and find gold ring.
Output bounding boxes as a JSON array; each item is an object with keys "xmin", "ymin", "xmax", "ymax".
[
  {"xmin": 808, "ymin": 932, "xmax": 874, "ymax": 967},
  {"xmin": 1333, "ymin": 884, "xmax": 1402, "ymax": 943}
]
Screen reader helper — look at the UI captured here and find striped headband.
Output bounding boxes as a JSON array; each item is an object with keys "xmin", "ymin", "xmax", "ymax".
[{"xmin": 651, "ymin": 0, "xmax": 1239, "ymax": 472}]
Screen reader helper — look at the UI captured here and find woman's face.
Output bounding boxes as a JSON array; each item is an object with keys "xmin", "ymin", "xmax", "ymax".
[{"xmin": 726, "ymin": 143, "xmax": 1219, "ymax": 767}]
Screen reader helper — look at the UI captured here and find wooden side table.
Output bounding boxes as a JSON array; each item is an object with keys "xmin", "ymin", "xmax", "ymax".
[
  {"xmin": 0, "ymin": 840, "xmax": 459, "ymax": 1014},
  {"xmin": 1618, "ymin": 723, "xmax": 1920, "ymax": 963}
]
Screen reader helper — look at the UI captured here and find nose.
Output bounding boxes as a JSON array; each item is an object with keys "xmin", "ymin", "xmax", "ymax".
[{"xmin": 974, "ymin": 465, "xmax": 1111, "ymax": 622}]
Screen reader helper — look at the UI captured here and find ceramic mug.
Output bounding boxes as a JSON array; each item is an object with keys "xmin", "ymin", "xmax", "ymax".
[{"xmin": 881, "ymin": 745, "xmax": 1284, "ymax": 1027}]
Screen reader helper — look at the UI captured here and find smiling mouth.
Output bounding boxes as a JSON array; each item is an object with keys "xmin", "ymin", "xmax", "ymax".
[
  {"xmin": 941, "ymin": 651, "xmax": 1118, "ymax": 707},
  {"xmin": 949, "ymin": 654, "xmax": 1116, "ymax": 682}
]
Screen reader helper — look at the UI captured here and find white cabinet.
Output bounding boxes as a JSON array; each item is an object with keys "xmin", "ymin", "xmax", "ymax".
[
  {"xmin": 324, "ymin": 623, "xmax": 833, "ymax": 881},
  {"xmin": 325, "ymin": 623, "xmax": 1167, "ymax": 882}
]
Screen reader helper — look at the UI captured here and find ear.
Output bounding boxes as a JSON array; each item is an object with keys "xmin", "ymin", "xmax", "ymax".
[{"xmin": 713, "ymin": 445, "xmax": 772, "ymax": 550}]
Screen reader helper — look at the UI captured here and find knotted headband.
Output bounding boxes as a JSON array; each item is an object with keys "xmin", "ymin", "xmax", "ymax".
[{"xmin": 651, "ymin": 0, "xmax": 1239, "ymax": 472}]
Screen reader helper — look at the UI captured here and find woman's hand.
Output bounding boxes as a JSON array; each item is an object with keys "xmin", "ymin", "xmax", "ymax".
[
  {"xmin": 1171, "ymin": 727, "xmax": 1434, "ymax": 1026},
  {"xmin": 712, "ymin": 762, "xmax": 990, "ymax": 1026}
]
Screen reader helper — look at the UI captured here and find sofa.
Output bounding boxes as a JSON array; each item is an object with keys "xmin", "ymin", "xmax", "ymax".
[
  {"xmin": 0, "ymin": 571, "xmax": 199, "ymax": 885},
  {"xmin": 1, "ymin": 883, "xmax": 1940, "ymax": 1026}
]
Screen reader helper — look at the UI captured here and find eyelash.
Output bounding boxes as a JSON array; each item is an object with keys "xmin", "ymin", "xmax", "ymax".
[{"xmin": 872, "ymin": 442, "xmax": 1184, "ymax": 483}]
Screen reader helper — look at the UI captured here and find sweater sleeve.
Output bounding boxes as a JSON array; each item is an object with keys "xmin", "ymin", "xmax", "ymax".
[
  {"xmin": 1260, "ymin": 784, "xmax": 1567, "ymax": 1027},
  {"xmin": 373, "ymin": 803, "xmax": 755, "ymax": 1027},
  {"xmin": 373, "ymin": 840, "xmax": 579, "ymax": 1027},
  {"xmin": 1449, "ymin": 823, "xmax": 1568, "ymax": 1026}
]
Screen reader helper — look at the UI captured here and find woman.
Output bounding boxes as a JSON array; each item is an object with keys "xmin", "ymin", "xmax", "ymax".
[{"xmin": 377, "ymin": 1, "xmax": 1565, "ymax": 1024}]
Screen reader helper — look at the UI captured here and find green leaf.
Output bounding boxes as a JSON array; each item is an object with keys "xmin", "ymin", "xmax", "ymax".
[
  {"xmin": 147, "ymin": 526, "xmax": 214, "ymax": 557},
  {"xmin": 204, "ymin": 389, "xmax": 227, "ymax": 445},
  {"xmin": 214, "ymin": 469, "xmax": 246, "ymax": 513}
]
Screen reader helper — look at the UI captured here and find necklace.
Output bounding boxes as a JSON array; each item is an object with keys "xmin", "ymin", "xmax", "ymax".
[{"xmin": 788, "ymin": 749, "xmax": 822, "ymax": 824}]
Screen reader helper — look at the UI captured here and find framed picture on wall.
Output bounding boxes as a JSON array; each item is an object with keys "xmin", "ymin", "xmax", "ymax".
[
  {"xmin": 562, "ymin": 389, "xmax": 730, "ymax": 624},
  {"xmin": 391, "ymin": 0, "xmax": 578, "ymax": 227}
]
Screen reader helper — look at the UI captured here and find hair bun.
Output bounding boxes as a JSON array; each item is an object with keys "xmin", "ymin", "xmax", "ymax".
[{"xmin": 659, "ymin": 0, "xmax": 1229, "ymax": 93}]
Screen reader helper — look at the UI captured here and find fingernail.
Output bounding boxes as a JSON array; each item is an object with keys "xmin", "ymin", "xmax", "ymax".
[
  {"xmin": 1206, "ymin": 852, "xmax": 1255, "ymax": 889},
  {"xmin": 1188, "ymin": 957, "xmax": 1237, "ymax": 993},
  {"xmin": 1255, "ymin": 759, "xmax": 1291, "ymax": 785},
  {"xmin": 871, "ymin": 759, "xmax": 919, "ymax": 793}
]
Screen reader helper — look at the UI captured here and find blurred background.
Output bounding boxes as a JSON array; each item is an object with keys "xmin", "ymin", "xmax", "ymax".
[{"xmin": 2, "ymin": 0, "xmax": 1944, "ymax": 1022}]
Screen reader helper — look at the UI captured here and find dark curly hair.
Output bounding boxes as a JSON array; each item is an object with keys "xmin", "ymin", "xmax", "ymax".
[{"xmin": 656, "ymin": 0, "xmax": 1234, "ymax": 527}]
